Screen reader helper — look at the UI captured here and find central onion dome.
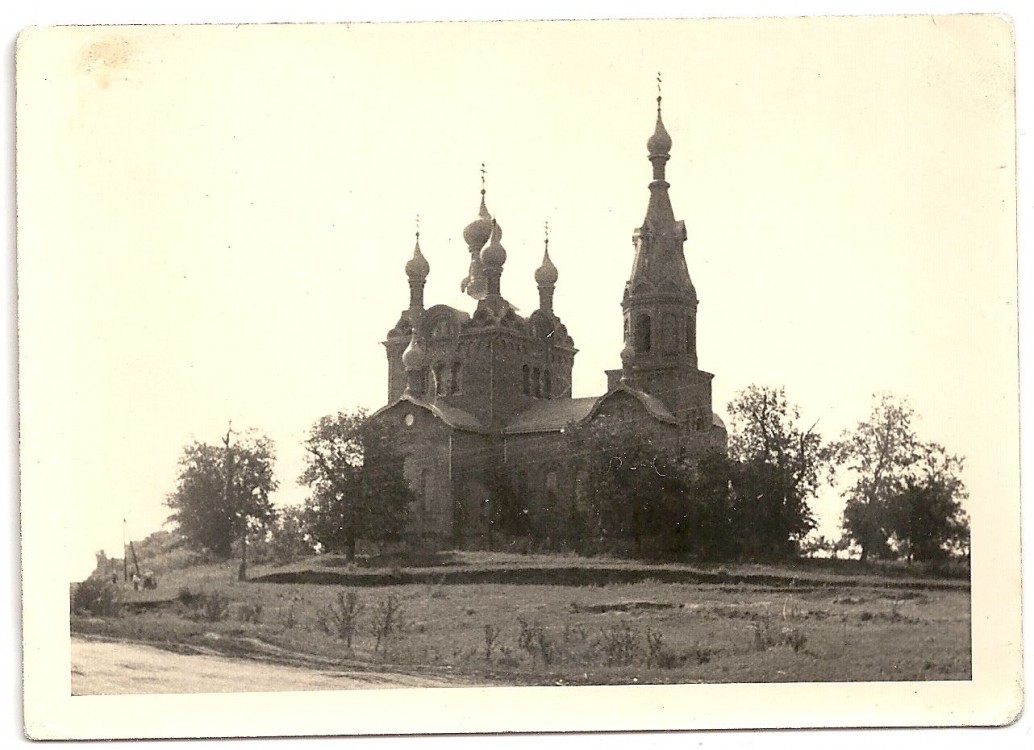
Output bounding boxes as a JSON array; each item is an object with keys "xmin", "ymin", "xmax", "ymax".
[
  {"xmin": 401, "ymin": 330, "xmax": 426, "ymax": 370},
  {"xmin": 404, "ymin": 234, "xmax": 430, "ymax": 280},
  {"xmin": 647, "ymin": 97, "xmax": 672, "ymax": 157},
  {"xmin": 462, "ymin": 193, "xmax": 494, "ymax": 249},
  {"xmin": 534, "ymin": 246, "xmax": 558, "ymax": 286},
  {"xmin": 480, "ymin": 219, "xmax": 506, "ymax": 268}
]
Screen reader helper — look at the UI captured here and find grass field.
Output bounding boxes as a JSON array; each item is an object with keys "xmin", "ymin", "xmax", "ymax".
[{"xmin": 72, "ymin": 553, "xmax": 971, "ymax": 686}]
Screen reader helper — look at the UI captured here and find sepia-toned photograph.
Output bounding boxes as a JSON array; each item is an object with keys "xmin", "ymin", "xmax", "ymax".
[{"xmin": 16, "ymin": 12, "xmax": 1022, "ymax": 739}]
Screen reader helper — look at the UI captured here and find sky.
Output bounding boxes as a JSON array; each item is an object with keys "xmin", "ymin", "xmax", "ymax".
[{"xmin": 15, "ymin": 16, "xmax": 1018, "ymax": 583}]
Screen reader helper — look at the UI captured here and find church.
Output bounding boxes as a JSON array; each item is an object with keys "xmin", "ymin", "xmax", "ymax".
[{"xmin": 368, "ymin": 94, "xmax": 727, "ymax": 548}]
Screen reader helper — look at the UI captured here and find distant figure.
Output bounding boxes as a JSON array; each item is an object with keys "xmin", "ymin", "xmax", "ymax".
[
  {"xmin": 111, "ymin": 572, "xmax": 118, "ymax": 585},
  {"xmin": 143, "ymin": 571, "xmax": 157, "ymax": 590},
  {"xmin": 132, "ymin": 573, "xmax": 140, "ymax": 591}
]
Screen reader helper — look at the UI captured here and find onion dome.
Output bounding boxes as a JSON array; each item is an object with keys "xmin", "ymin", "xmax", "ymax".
[
  {"xmin": 480, "ymin": 219, "xmax": 507, "ymax": 268},
  {"xmin": 647, "ymin": 97, "xmax": 672, "ymax": 157},
  {"xmin": 462, "ymin": 193, "xmax": 494, "ymax": 249},
  {"xmin": 401, "ymin": 330, "xmax": 426, "ymax": 370},
  {"xmin": 535, "ymin": 245, "xmax": 558, "ymax": 286},
  {"xmin": 404, "ymin": 233, "xmax": 430, "ymax": 280}
]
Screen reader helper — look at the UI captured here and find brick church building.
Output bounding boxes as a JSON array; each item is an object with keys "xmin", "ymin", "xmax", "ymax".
[{"xmin": 368, "ymin": 95, "xmax": 727, "ymax": 547}]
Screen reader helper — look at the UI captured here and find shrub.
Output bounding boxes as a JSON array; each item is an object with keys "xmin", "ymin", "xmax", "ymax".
[
  {"xmin": 595, "ymin": 623, "xmax": 639, "ymax": 666},
  {"xmin": 315, "ymin": 590, "xmax": 363, "ymax": 648},
  {"xmin": 279, "ymin": 604, "xmax": 298, "ymax": 630},
  {"xmin": 752, "ymin": 615, "xmax": 777, "ymax": 651},
  {"xmin": 781, "ymin": 625, "xmax": 807, "ymax": 653},
  {"xmin": 483, "ymin": 623, "xmax": 501, "ymax": 660},
  {"xmin": 516, "ymin": 618, "xmax": 557, "ymax": 666},
  {"xmin": 177, "ymin": 589, "xmax": 229, "ymax": 622},
  {"xmin": 237, "ymin": 602, "xmax": 263, "ymax": 624},
  {"xmin": 71, "ymin": 577, "xmax": 121, "ymax": 617},
  {"xmin": 373, "ymin": 594, "xmax": 403, "ymax": 657},
  {"xmin": 197, "ymin": 591, "xmax": 230, "ymax": 622},
  {"xmin": 176, "ymin": 587, "xmax": 198, "ymax": 607}
]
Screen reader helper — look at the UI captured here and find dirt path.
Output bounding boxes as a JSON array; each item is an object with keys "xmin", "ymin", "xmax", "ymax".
[{"xmin": 71, "ymin": 637, "xmax": 473, "ymax": 694}]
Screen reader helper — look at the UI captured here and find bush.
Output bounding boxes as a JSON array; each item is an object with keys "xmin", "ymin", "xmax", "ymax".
[
  {"xmin": 373, "ymin": 594, "xmax": 404, "ymax": 657},
  {"xmin": 594, "ymin": 623, "xmax": 640, "ymax": 666},
  {"xmin": 237, "ymin": 602, "xmax": 264, "ymax": 624},
  {"xmin": 177, "ymin": 589, "xmax": 230, "ymax": 622},
  {"xmin": 71, "ymin": 577, "xmax": 121, "ymax": 617},
  {"xmin": 315, "ymin": 590, "xmax": 363, "ymax": 648},
  {"xmin": 516, "ymin": 617, "xmax": 557, "ymax": 666}
]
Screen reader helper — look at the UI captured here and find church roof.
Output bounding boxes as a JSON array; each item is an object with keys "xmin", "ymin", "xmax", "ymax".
[
  {"xmin": 503, "ymin": 397, "xmax": 599, "ymax": 435},
  {"xmin": 588, "ymin": 383, "xmax": 679, "ymax": 425},
  {"xmin": 371, "ymin": 393, "xmax": 488, "ymax": 433}
]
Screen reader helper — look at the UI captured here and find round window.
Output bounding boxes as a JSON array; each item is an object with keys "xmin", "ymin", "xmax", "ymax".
[{"xmin": 404, "ymin": 413, "xmax": 415, "ymax": 427}]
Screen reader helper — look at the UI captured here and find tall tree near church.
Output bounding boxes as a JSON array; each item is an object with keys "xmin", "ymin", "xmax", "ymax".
[
  {"xmin": 299, "ymin": 409, "xmax": 414, "ymax": 562},
  {"xmin": 725, "ymin": 385, "xmax": 832, "ymax": 558},
  {"xmin": 166, "ymin": 428, "xmax": 278, "ymax": 572},
  {"xmin": 560, "ymin": 417, "xmax": 694, "ymax": 557},
  {"xmin": 835, "ymin": 395, "xmax": 921, "ymax": 560},
  {"xmin": 836, "ymin": 395, "xmax": 969, "ymax": 562},
  {"xmin": 885, "ymin": 442, "xmax": 969, "ymax": 562}
]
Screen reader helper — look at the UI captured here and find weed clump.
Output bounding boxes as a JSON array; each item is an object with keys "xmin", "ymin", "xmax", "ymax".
[
  {"xmin": 373, "ymin": 593, "xmax": 404, "ymax": 658},
  {"xmin": 315, "ymin": 590, "xmax": 364, "ymax": 648},
  {"xmin": 175, "ymin": 588, "xmax": 230, "ymax": 622},
  {"xmin": 517, "ymin": 617, "xmax": 557, "ymax": 666},
  {"xmin": 237, "ymin": 602, "xmax": 263, "ymax": 625},
  {"xmin": 751, "ymin": 614, "xmax": 808, "ymax": 653}
]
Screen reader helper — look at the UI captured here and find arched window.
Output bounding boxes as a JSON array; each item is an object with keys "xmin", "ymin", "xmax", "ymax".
[
  {"xmin": 450, "ymin": 361, "xmax": 461, "ymax": 394},
  {"xmin": 522, "ymin": 364, "xmax": 530, "ymax": 395},
  {"xmin": 432, "ymin": 363, "xmax": 445, "ymax": 395},
  {"xmin": 432, "ymin": 318, "xmax": 451, "ymax": 338},
  {"xmin": 421, "ymin": 469, "xmax": 432, "ymax": 514},
  {"xmin": 661, "ymin": 312, "xmax": 678, "ymax": 356},
  {"xmin": 543, "ymin": 369, "xmax": 552, "ymax": 399},
  {"xmin": 635, "ymin": 314, "xmax": 652, "ymax": 353},
  {"xmin": 532, "ymin": 367, "xmax": 541, "ymax": 398}
]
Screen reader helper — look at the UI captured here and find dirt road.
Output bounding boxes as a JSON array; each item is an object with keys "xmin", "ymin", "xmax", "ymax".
[{"xmin": 71, "ymin": 637, "xmax": 472, "ymax": 694}]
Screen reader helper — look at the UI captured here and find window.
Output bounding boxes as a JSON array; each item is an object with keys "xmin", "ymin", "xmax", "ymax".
[
  {"xmin": 421, "ymin": 469, "xmax": 432, "ymax": 514},
  {"xmin": 450, "ymin": 361, "xmax": 461, "ymax": 394},
  {"xmin": 635, "ymin": 314, "xmax": 652, "ymax": 353},
  {"xmin": 522, "ymin": 364, "xmax": 531, "ymax": 395},
  {"xmin": 661, "ymin": 312, "xmax": 678, "ymax": 356},
  {"xmin": 543, "ymin": 369, "xmax": 552, "ymax": 399},
  {"xmin": 432, "ymin": 319, "xmax": 451, "ymax": 338},
  {"xmin": 432, "ymin": 363, "xmax": 445, "ymax": 396}
]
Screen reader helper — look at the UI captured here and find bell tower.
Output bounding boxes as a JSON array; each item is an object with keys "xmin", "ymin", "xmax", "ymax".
[{"xmin": 615, "ymin": 83, "xmax": 716, "ymax": 433}]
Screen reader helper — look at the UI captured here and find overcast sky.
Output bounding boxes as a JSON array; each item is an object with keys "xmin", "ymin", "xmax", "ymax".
[{"xmin": 16, "ymin": 17, "xmax": 1017, "ymax": 581}]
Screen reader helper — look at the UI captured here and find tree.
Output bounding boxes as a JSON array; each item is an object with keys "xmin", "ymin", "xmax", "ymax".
[
  {"xmin": 834, "ymin": 395, "xmax": 922, "ymax": 560},
  {"xmin": 835, "ymin": 394, "xmax": 969, "ymax": 562},
  {"xmin": 299, "ymin": 409, "xmax": 414, "ymax": 562},
  {"xmin": 165, "ymin": 427, "xmax": 278, "ymax": 579},
  {"xmin": 885, "ymin": 442, "xmax": 969, "ymax": 563},
  {"xmin": 724, "ymin": 386, "xmax": 832, "ymax": 558},
  {"xmin": 560, "ymin": 417, "xmax": 694, "ymax": 557}
]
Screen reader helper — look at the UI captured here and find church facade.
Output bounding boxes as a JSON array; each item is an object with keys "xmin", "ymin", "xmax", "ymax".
[{"xmin": 368, "ymin": 96, "xmax": 727, "ymax": 548}]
